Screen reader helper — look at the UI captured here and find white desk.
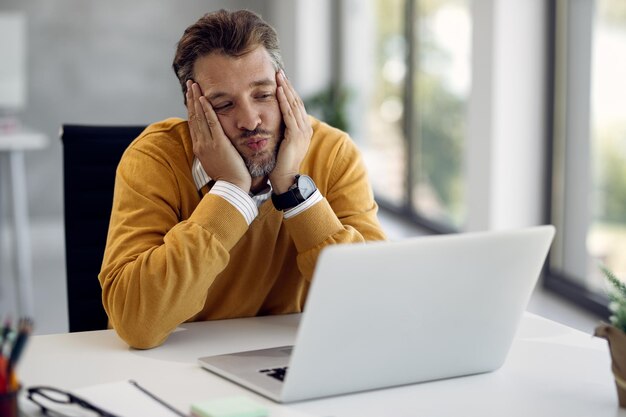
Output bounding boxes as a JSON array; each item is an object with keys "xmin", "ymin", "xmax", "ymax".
[
  {"xmin": 18, "ymin": 313, "xmax": 625, "ymax": 417},
  {"xmin": 0, "ymin": 129, "xmax": 47, "ymax": 317}
]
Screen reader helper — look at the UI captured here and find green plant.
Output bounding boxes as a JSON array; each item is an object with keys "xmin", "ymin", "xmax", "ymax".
[
  {"xmin": 600, "ymin": 264, "xmax": 626, "ymax": 333},
  {"xmin": 304, "ymin": 84, "xmax": 351, "ymax": 132}
]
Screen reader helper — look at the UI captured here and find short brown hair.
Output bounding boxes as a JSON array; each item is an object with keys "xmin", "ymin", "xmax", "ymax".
[{"xmin": 172, "ymin": 9, "xmax": 283, "ymax": 104}]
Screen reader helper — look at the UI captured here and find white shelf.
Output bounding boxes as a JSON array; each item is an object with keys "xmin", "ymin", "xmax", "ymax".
[{"xmin": 0, "ymin": 130, "xmax": 48, "ymax": 151}]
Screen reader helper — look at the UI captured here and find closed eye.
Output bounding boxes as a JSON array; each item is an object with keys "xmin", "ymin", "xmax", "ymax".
[
  {"xmin": 255, "ymin": 92, "xmax": 275, "ymax": 100},
  {"xmin": 212, "ymin": 102, "xmax": 232, "ymax": 111}
]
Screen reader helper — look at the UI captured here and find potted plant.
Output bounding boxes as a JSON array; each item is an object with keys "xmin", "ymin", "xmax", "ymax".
[{"xmin": 595, "ymin": 264, "xmax": 626, "ymax": 407}]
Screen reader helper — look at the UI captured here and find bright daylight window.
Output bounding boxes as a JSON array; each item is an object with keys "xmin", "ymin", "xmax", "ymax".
[
  {"xmin": 589, "ymin": 1, "xmax": 626, "ymax": 286},
  {"xmin": 411, "ymin": 0, "xmax": 470, "ymax": 228},
  {"xmin": 351, "ymin": 0, "xmax": 471, "ymax": 231},
  {"xmin": 548, "ymin": 0, "xmax": 626, "ymax": 312}
]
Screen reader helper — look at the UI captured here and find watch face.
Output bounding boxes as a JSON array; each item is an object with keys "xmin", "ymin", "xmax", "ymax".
[{"xmin": 297, "ymin": 175, "xmax": 317, "ymax": 199}]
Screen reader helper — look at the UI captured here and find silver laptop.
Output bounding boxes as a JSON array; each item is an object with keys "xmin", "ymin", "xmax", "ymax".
[{"xmin": 198, "ymin": 225, "xmax": 555, "ymax": 403}]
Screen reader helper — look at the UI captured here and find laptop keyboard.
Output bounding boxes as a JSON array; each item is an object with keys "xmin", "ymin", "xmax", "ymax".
[{"xmin": 259, "ymin": 366, "xmax": 288, "ymax": 381}]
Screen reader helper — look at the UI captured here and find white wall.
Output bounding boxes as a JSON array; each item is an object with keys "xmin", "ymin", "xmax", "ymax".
[{"xmin": 466, "ymin": 0, "xmax": 548, "ymax": 231}]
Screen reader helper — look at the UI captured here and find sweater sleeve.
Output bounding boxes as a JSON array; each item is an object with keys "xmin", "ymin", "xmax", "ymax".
[
  {"xmin": 283, "ymin": 136, "xmax": 387, "ymax": 279},
  {"xmin": 98, "ymin": 146, "xmax": 248, "ymax": 349}
]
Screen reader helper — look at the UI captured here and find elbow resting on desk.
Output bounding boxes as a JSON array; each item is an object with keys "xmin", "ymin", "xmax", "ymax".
[
  {"xmin": 102, "ymin": 288, "xmax": 185, "ymax": 349},
  {"xmin": 114, "ymin": 323, "xmax": 170, "ymax": 350},
  {"xmin": 101, "ymin": 285, "xmax": 206, "ymax": 350},
  {"xmin": 99, "ymin": 270, "xmax": 210, "ymax": 350}
]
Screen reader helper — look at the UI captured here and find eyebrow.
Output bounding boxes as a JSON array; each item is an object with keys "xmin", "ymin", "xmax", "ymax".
[{"xmin": 206, "ymin": 78, "xmax": 276, "ymax": 101}]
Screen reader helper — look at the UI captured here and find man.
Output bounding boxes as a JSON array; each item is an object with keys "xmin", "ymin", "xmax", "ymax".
[{"xmin": 99, "ymin": 9, "xmax": 386, "ymax": 349}]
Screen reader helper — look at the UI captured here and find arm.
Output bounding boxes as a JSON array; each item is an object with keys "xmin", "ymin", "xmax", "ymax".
[
  {"xmin": 268, "ymin": 70, "xmax": 313, "ymax": 194},
  {"xmin": 101, "ymin": 80, "xmax": 260, "ymax": 349},
  {"xmin": 99, "ymin": 144, "xmax": 249, "ymax": 349},
  {"xmin": 269, "ymin": 71, "xmax": 386, "ymax": 279},
  {"xmin": 285, "ymin": 135, "xmax": 386, "ymax": 279}
]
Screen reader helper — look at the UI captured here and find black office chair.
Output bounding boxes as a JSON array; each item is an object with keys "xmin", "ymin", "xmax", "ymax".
[{"xmin": 61, "ymin": 124, "xmax": 145, "ymax": 332}]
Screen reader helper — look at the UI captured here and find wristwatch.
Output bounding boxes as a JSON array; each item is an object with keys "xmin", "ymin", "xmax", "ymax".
[{"xmin": 271, "ymin": 175, "xmax": 317, "ymax": 211}]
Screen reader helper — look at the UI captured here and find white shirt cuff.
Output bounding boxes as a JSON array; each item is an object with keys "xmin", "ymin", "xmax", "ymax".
[
  {"xmin": 283, "ymin": 189, "xmax": 323, "ymax": 219},
  {"xmin": 209, "ymin": 180, "xmax": 258, "ymax": 225}
]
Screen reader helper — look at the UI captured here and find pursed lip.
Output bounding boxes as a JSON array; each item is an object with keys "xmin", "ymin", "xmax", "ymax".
[{"xmin": 245, "ymin": 136, "xmax": 269, "ymax": 151}]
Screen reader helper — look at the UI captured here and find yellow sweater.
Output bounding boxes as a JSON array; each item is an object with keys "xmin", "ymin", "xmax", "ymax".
[{"xmin": 99, "ymin": 117, "xmax": 386, "ymax": 348}]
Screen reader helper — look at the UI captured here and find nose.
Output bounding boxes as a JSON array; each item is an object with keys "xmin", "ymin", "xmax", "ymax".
[{"xmin": 236, "ymin": 100, "xmax": 262, "ymax": 131}]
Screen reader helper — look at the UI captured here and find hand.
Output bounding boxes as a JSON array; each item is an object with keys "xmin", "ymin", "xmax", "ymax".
[
  {"xmin": 269, "ymin": 70, "xmax": 313, "ymax": 194},
  {"xmin": 186, "ymin": 80, "xmax": 251, "ymax": 192}
]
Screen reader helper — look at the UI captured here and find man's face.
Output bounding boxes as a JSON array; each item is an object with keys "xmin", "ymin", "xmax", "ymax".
[{"xmin": 192, "ymin": 47, "xmax": 283, "ymax": 177}]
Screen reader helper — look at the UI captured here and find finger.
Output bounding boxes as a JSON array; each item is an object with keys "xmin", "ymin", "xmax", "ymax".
[
  {"xmin": 186, "ymin": 79, "xmax": 193, "ymax": 111},
  {"xmin": 191, "ymin": 83, "xmax": 212, "ymax": 141},
  {"xmin": 199, "ymin": 96, "xmax": 227, "ymax": 143},
  {"xmin": 277, "ymin": 85, "xmax": 300, "ymax": 135},
  {"xmin": 186, "ymin": 80, "xmax": 197, "ymax": 141},
  {"xmin": 277, "ymin": 72, "xmax": 301, "ymax": 128},
  {"xmin": 278, "ymin": 71, "xmax": 309, "ymax": 129}
]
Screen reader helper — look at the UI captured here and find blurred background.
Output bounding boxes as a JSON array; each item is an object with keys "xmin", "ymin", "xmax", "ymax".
[{"xmin": 0, "ymin": 0, "xmax": 624, "ymax": 334}]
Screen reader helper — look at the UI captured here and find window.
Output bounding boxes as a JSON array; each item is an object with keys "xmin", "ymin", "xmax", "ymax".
[
  {"xmin": 363, "ymin": 0, "xmax": 407, "ymax": 206},
  {"xmin": 344, "ymin": 0, "xmax": 471, "ymax": 231},
  {"xmin": 546, "ymin": 0, "xmax": 626, "ymax": 315}
]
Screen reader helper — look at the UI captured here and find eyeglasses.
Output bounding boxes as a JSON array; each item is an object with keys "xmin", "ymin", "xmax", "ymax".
[
  {"xmin": 26, "ymin": 381, "xmax": 188, "ymax": 417},
  {"xmin": 27, "ymin": 386, "xmax": 119, "ymax": 416}
]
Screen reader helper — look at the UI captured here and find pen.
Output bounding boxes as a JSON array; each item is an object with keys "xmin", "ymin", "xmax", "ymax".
[
  {"xmin": 129, "ymin": 380, "xmax": 188, "ymax": 417},
  {"xmin": 7, "ymin": 318, "xmax": 32, "ymax": 390},
  {"xmin": 9, "ymin": 318, "xmax": 32, "ymax": 369},
  {"xmin": 0, "ymin": 317, "xmax": 11, "ymax": 352}
]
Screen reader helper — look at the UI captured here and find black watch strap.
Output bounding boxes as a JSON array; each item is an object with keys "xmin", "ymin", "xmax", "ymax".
[{"xmin": 271, "ymin": 175, "xmax": 316, "ymax": 211}]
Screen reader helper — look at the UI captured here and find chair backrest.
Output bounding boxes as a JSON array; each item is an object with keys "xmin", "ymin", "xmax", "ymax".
[{"xmin": 61, "ymin": 124, "xmax": 145, "ymax": 332}]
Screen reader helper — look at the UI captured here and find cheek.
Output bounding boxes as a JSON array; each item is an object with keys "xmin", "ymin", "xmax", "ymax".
[
  {"xmin": 215, "ymin": 114, "xmax": 238, "ymax": 140},
  {"xmin": 264, "ymin": 102, "xmax": 283, "ymax": 131}
]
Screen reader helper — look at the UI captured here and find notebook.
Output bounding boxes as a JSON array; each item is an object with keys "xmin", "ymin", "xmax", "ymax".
[{"xmin": 198, "ymin": 225, "xmax": 555, "ymax": 403}]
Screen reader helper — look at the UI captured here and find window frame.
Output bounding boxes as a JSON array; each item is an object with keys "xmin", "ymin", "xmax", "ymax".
[{"xmin": 542, "ymin": 0, "xmax": 610, "ymax": 319}]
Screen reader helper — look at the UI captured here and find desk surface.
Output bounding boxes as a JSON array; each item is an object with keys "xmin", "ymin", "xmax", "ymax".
[{"xmin": 19, "ymin": 313, "xmax": 625, "ymax": 417}]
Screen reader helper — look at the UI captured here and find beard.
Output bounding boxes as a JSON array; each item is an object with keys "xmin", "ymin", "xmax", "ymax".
[
  {"xmin": 239, "ymin": 124, "xmax": 284, "ymax": 178},
  {"xmin": 245, "ymin": 149, "xmax": 277, "ymax": 178}
]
